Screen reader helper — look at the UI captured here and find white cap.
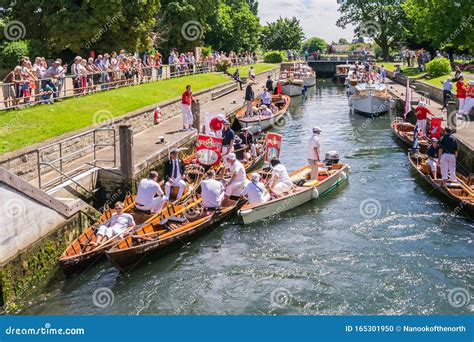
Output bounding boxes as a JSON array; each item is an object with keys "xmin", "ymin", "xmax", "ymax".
[
  {"xmin": 251, "ymin": 173, "xmax": 260, "ymax": 182},
  {"xmin": 217, "ymin": 113, "xmax": 224, "ymax": 121},
  {"xmin": 313, "ymin": 126, "xmax": 322, "ymax": 133},
  {"xmin": 226, "ymin": 153, "xmax": 236, "ymax": 161},
  {"xmin": 418, "ymin": 101, "xmax": 426, "ymax": 107}
]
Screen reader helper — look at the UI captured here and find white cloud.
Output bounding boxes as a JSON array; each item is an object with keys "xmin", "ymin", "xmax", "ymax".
[{"xmin": 259, "ymin": 0, "xmax": 355, "ymax": 43}]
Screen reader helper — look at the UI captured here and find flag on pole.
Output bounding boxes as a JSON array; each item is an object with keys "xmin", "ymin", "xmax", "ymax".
[
  {"xmin": 404, "ymin": 78, "xmax": 411, "ymax": 120},
  {"xmin": 412, "ymin": 122, "xmax": 419, "ymax": 152},
  {"xmin": 264, "ymin": 132, "xmax": 283, "ymax": 163}
]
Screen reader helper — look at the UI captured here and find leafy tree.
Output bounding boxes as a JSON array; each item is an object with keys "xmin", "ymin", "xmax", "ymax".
[
  {"xmin": 402, "ymin": 0, "xmax": 474, "ymax": 54},
  {"xmin": 246, "ymin": 0, "xmax": 259, "ymax": 15},
  {"xmin": 338, "ymin": 38, "xmax": 350, "ymax": 45},
  {"xmin": 260, "ymin": 16, "xmax": 305, "ymax": 51},
  {"xmin": 302, "ymin": 37, "xmax": 327, "ymax": 53},
  {"xmin": 336, "ymin": 0, "xmax": 409, "ymax": 60}
]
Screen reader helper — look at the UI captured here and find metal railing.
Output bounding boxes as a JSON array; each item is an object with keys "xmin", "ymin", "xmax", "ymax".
[
  {"xmin": 37, "ymin": 128, "xmax": 117, "ymax": 190},
  {"xmin": 1, "ymin": 60, "xmax": 255, "ymax": 111}
]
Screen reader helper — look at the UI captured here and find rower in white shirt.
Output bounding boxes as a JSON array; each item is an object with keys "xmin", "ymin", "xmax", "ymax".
[
  {"xmin": 269, "ymin": 158, "xmax": 293, "ymax": 197},
  {"xmin": 201, "ymin": 170, "xmax": 225, "ymax": 209},
  {"xmin": 135, "ymin": 171, "xmax": 167, "ymax": 213},
  {"xmin": 223, "ymin": 153, "xmax": 246, "ymax": 206},
  {"xmin": 164, "ymin": 148, "xmax": 187, "ymax": 200},
  {"xmin": 308, "ymin": 126, "xmax": 322, "ymax": 180},
  {"xmin": 242, "ymin": 173, "xmax": 270, "ymax": 205}
]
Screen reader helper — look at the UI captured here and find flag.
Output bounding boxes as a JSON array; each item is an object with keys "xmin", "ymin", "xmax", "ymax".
[
  {"xmin": 264, "ymin": 132, "xmax": 283, "ymax": 163},
  {"xmin": 404, "ymin": 78, "xmax": 411, "ymax": 120},
  {"xmin": 276, "ymin": 81, "xmax": 282, "ymax": 95},
  {"xmin": 195, "ymin": 134, "xmax": 223, "ymax": 166},
  {"xmin": 412, "ymin": 122, "xmax": 419, "ymax": 152},
  {"xmin": 430, "ymin": 117, "xmax": 443, "ymax": 139}
]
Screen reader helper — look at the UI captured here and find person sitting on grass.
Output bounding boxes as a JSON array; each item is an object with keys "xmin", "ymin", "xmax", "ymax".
[{"xmin": 93, "ymin": 201, "xmax": 135, "ymax": 246}]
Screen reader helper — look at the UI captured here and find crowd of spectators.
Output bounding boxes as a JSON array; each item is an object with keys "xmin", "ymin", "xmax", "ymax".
[{"xmin": 1, "ymin": 49, "xmax": 257, "ymax": 110}]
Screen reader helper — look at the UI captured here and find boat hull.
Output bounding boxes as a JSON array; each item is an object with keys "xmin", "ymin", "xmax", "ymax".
[
  {"xmin": 349, "ymin": 95, "xmax": 390, "ymax": 116},
  {"xmin": 239, "ymin": 165, "xmax": 349, "ymax": 224},
  {"xmin": 282, "ymin": 83, "xmax": 303, "ymax": 97},
  {"xmin": 237, "ymin": 110, "xmax": 286, "ymax": 134},
  {"xmin": 303, "ymin": 76, "xmax": 316, "ymax": 87}
]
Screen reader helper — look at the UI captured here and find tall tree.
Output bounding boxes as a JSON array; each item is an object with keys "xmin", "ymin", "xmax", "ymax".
[
  {"xmin": 338, "ymin": 38, "xmax": 350, "ymax": 45},
  {"xmin": 246, "ymin": 0, "xmax": 259, "ymax": 15},
  {"xmin": 402, "ymin": 0, "xmax": 474, "ymax": 54},
  {"xmin": 336, "ymin": 0, "xmax": 408, "ymax": 60},
  {"xmin": 260, "ymin": 16, "xmax": 305, "ymax": 51},
  {"xmin": 302, "ymin": 37, "xmax": 327, "ymax": 53}
]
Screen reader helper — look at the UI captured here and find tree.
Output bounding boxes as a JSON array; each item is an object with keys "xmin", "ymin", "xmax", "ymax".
[
  {"xmin": 336, "ymin": 0, "xmax": 409, "ymax": 60},
  {"xmin": 302, "ymin": 37, "xmax": 327, "ymax": 53},
  {"xmin": 1, "ymin": 0, "xmax": 161, "ymax": 54},
  {"xmin": 246, "ymin": 0, "xmax": 259, "ymax": 15},
  {"xmin": 206, "ymin": 0, "xmax": 260, "ymax": 52},
  {"xmin": 338, "ymin": 38, "xmax": 350, "ymax": 45},
  {"xmin": 260, "ymin": 16, "xmax": 305, "ymax": 51},
  {"xmin": 402, "ymin": 0, "xmax": 474, "ymax": 54}
]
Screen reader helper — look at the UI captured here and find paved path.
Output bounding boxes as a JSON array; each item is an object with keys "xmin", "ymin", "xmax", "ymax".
[{"xmin": 31, "ymin": 69, "xmax": 278, "ymax": 192}]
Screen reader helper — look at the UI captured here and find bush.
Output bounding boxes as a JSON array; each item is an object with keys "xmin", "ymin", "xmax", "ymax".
[
  {"xmin": 201, "ymin": 46, "xmax": 211, "ymax": 57},
  {"xmin": 263, "ymin": 50, "xmax": 285, "ymax": 63},
  {"xmin": 215, "ymin": 58, "xmax": 232, "ymax": 72},
  {"xmin": 425, "ymin": 57, "xmax": 451, "ymax": 77},
  {"xmin": 301, "ymin": 37, "xmax": 327, "ymax": 53},
  {"xmin": 0, "ymin": 40, "xmax": 29, "ymax": 68}
]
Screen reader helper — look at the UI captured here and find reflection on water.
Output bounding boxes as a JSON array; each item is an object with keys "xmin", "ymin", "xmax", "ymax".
[{"xmin": 23, "ymin": 80, "xmax": 473, "ymax": 315}]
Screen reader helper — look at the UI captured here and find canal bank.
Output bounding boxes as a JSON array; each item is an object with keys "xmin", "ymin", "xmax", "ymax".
[
  {"xmin": 17, "ymin": 81, "xmax": 473, "ymax": 316},
  {"xmin": 0, "ymin": 67, "xmax": 278, "ymax": 311}
]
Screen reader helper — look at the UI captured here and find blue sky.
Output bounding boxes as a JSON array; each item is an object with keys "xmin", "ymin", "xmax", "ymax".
[{"xmin": 259, "ymin": 0, "xmax": 355, "ymax": 43}]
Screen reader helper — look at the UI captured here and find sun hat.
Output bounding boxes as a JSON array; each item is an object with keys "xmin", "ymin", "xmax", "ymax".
[{"xmin": 227, "ymin": 153, "xmax": 236, "ymax": 161}]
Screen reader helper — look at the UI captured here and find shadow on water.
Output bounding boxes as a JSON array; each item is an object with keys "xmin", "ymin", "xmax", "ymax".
[{"xmin": 21, "ymin": 79, "xmax": 474, "ymax": 316}]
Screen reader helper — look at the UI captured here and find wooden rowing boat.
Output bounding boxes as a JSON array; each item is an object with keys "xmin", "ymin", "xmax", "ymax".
[
  {"xmin": 238, "ymin": 163, "xmax": 350, "ymax": 224},
  {"xmin": 235, "ymin": 95, "xmax": 291, "ymax": 134},
  {"xmin": 59, "ymin": 164, "xmax": 205, "ymax": 275},
  {"xmin": 391, "ymin": 118, "xmax": 429, "ymax": 152},
  {"xmin": 408, "ymin": 151, "xmax": 474, "ymax": 218},
  {"xmin": 106, "ymin": 194, "xmax": 245, "ymax": 272}
]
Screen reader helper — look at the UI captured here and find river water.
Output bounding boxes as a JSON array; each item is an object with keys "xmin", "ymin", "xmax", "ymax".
[{"xmin": 24, "ymin": 80, "xmax": 473, "ymax": 315}]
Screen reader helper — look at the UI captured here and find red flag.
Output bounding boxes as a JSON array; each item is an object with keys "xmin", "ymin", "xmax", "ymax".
[
  {"xmin": 195, "ymin": 134, "xmax": 223, "ymax": 166},
  {"xmin": 430, "ymin": 117, "xmax": 443, "ymax": 139},
  {"xmin": 276, "ymin": 81, "xmax": 282, "ymax": 95},
  {"xmin": 265, "ymin": 132, "xmax": 283, "ymax": 163}
]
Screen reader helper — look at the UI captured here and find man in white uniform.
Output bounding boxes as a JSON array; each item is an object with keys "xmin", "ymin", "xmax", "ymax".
[
  {"xmin": 201, "ymin": 170, "xmax": 225, "ymax": 208},
  {"xmin": 308, "ymin": 126, "xmax": 321, "ymax": 180},
  {"xmin": 164, "ymin": 148, "xmax": 187, "ymax": 200},
  {"xmin": 223, "ymin": 153, "xmax": 246, "ymax": 206},
  {"xmin": 242, "ymin": 173, "xmax": 270, "ymax": 205},
  {"xmin": 135, "ymin": 171, "xmax": 167, "ymax": 213},
  {"xmin": 269, "ymin": 158, "xmax": 293, "ymax": 197},
  {"xmin": 94, "ymin": 201, "xmax": 135, "ymax": 245}
]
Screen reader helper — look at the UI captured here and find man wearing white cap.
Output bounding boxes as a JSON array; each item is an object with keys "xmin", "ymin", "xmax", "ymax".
[
  {"xmin": 223, "ymin": 153, "xmax": 245, "ymax": 206},
  {"xmin": 209, "ymin": 113, "xmax": 225, "ymax": 138},
  {"xmin": 415, "ymin": 101, "xmax": 431, "ymax": 138},
  {"xmin": 308, "ymin": 126, "xmax": 321, "ymax": 180},
  {"xmin": 242, "ymin": 173, "xmax": 270, "ymax": 205},
  {"xmin": 164, "ymin": 148, "xmax": 187, "ymax": 200}
]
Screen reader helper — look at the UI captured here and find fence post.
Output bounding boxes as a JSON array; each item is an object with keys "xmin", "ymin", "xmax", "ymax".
[
  {"xmin": 447, "ymin": 101, "xmax": 457, "ymax": 132},
  {"xmin": 119, "ymin": 125, "xmax": 134, "ymax": 179},
  {"xmin": 191, "ymin": 99, "xmax": 201, "ymax": 132}
]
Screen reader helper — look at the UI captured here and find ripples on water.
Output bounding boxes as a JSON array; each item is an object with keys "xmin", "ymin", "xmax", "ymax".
[{"xmin": 23, "ymin": 81, "xmax": 473, "ymax": 316}]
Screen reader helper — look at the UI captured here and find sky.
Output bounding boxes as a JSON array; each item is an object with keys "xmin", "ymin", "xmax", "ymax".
[{"xmin": 258, "ymin": 0, "xmax": 356, "ymax": 43}]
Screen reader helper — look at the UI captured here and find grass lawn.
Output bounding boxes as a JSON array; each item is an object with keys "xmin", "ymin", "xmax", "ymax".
[
  {"xmin": 227, "ymin": 63, "xmax": 277, "ymax": 76},
  {"xmin": 0, "ymin": 73, "xmax": 230, "ymax": 154}
]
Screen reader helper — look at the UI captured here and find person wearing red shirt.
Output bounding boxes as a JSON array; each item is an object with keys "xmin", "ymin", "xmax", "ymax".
[
  {"xmin": 181, "ymin": 85, "xmax": 193, "ymax": 131},
  {"xmin": 461, "ymin": 80, "xmax": 474, "ymax": 118},
  {"xmin": 209, "ymin": 113, "xmax": 225, "ymax": 138},
  {"xmin": 456, "ymin": 76, "xmax": 467, "ymax": 116},
  {"xmin": 415, "ymin": 101, "xmax": 432, "ymax": 137}
]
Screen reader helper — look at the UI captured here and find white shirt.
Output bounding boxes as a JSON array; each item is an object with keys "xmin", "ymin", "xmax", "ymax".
[
  {"xmin": 108, "ymin": 213, "xmax": 135, "ymax": 230},
  {"xmin": 308, "ymin": 134, "xmax": 321, "ymax": 160},
  {"xmin": 262, "ymin": 91, "xmax": 271, "ymax": 105},
  {"xmin": 136, "ymin": 178, "xmax": 164, "ymax": 206},
  {"xmin": 201, "ymin": 179, "xmax": 224, "ymax": 208},
  {"xmin": 242, "ymin": 180, "xmax": 268, "ymax": 205},
  {"xmin": 229, "ymin": 160, "xmax": 246, "ymax": 183},
  {"xmin": 271, "ymin": 164, "xmax": 292, "ymax": 185}
]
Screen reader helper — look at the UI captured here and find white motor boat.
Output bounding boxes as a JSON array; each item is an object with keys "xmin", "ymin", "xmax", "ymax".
[{"xmin": 348, "ymin": 82, "xmax": 391, "ymax": 117}]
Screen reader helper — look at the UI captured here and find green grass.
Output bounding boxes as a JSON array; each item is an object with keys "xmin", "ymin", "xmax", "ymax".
[
  {"xmin": 0, "ymin": 73, "xmax": 230, "ymax": 154},
  {"xmin": 227, "ymin": 63, "xmax": 277, "ymax": 76}
]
